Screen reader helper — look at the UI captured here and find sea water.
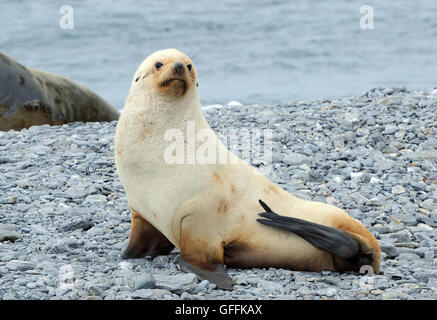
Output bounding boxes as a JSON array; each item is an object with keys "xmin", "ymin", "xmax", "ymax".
[{"xmin": 1, "ymin": 0, "xmax": 436, "ymax": 109}]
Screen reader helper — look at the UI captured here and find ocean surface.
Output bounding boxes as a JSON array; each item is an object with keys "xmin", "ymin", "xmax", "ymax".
[{"xmin": 1, "ymin": 0, "xmax": 437, "ymax": 109}]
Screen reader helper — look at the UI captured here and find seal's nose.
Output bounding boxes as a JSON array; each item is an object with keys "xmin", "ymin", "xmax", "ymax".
[{"xmin": 174, "ymin": 62, "xmax": 184, "ymax": 74}]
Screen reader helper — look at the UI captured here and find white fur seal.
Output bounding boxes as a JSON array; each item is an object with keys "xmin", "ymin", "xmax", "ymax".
[
  {"xmin": 114, "ymin": 49, "xmax": 381, "ymax": 290},
  {"xmin": 0, "ymin": 52, "xmax": 119, "ymax": 131}
]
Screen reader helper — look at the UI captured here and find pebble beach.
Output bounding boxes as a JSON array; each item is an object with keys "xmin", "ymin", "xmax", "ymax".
[{"xmin": 0, "ymin": 87, "xmax": 436, "ymax": 300}]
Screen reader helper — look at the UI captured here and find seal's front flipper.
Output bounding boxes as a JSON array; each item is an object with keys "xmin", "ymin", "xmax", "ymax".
[
  {"xmin": 178, "ymin": 258, "xmax": 234, "ymax": 290},
  {"xmin": 122, "ymin": 208, "xmax": 174, "ymax": 259},
  {"xmin": 256, "ymin": 200, "xmax": 360, "ymax": 260}
]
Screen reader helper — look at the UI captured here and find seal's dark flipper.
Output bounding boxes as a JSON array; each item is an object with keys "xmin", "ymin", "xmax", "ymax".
[
  {"xmin": 121, "ymin": 245, "xmax": 147, "ymax": 259},
  {"xmin": 122, "ymin": 208, "xmax": 174, "ymax": 259},
  {"xmin": 258, "ymin": 199, "xmax": 273, "ymax": 213},
  {"xmin": 257, "ymin": 200, "xmax": 360, "ymax": 260},
  {"xmin": 178, "ymin": 258, "xmax": 234, "ymax": 291}
]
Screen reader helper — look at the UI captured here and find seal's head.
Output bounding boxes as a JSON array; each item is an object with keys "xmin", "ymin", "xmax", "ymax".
[{"xmin": 133, "ymin": 49, "xmax": 197, "ymax": 99}]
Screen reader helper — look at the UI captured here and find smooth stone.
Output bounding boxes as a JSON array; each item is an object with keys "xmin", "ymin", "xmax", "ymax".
[
  {"xmin": 132, "ymin": 289, "xmax": 172, "ymax": 300},
  {"xmin": 64, "ymin": 186, "xmax": 89, "ymax": 198},
  {"xmin": 416, "ymin": 223, "xmax": 434, "ymax": 231},
  {"xmin": 397, "ymin": 253, "xmax": 421, "ymax": 261},
  {"xmin": 6, "ymin": 260, "xmax": 36, "ymax": 271},
  {"xmin": 383, "ymin": 125, "xmax": 398, "ymax": 135},
  {"xmin": 154, "ymin": 273, "xmax": 198, "ymax": 293},
  {"xmin": 0, "ymin": 249, "xmax": 18, "ymax": 262},
  {"xmin": 194, "ymin": 280, "xmax": 211, "ymax": 293},
  {"xmin": 43, "ymin": 240, "xmax": 69, "ymax": 254},
  {"xmin": 37, "ymin": 207, "xmax": 54, "ymax": 215},
  {"xmin": 420, "ymin": 199, "xmax": 436, "ymax": 211},
  {"xmin": 60, "ymin": 217, "xmax": 93, "ymax": 232},
  {"xmin": 131, "ymin": 289, "xmax": 154, "ymax": 299},
  {"xmin": 392, "ymin": 214, "xmax": 417, "ymax": 226},
  {"xmin": 381, "ymin": 290, "xmax": 409, "ymax": 300},
  {"xmin": 152, "ymin": 255, "xmax": 169, "ymax": 267},
  {"xmin": 427, "ymin": 279, "xmax": 437, "ymax": 290},
  {"xmin": 86, "ymin": 226, "xmax": 104, "ymax": 236},
  {"xmin": 387, "ymin": 230, "xmax": 412, "ymax": 243},
  {"xmin": 118, "ymin": 261, "xmax": 133, "ymax": 271},
  {"xmin": 296, "ymin": 286, "xmax": 312, "ymax": 296},
  {"xmin": 370, "ymin": 177, "xmax": 382, "ymax": 184},
  {"xmin": 413, "ymin": 270, "xmax": 437, "ymax": 283},
  {"xmin": 134, "ymin": 274, "xmax": 156, "ymax": 290},
  {"xmin": 236, "ymin": 274, "xmax": 248, "ymax": 285},
  {"xmin": 31, "ymin": 225, "xmax": 50, "ymax": 235},
  {"xmin": 379, "ymin": 241, "xmax": 399, "ymax": 259},
  {"xmin": 85, "ymin": 283, "xmax": 111, "ymax": 296},
  {"xmin": 283, "ymin": 153, "xmax": 311, "ymax": 166},
  {"xmin": 397, "ymin": 247, "xmax": 425, "ymax": 258},
  {"xmin": 0, "ymin": 225, "xmax": 20, "ymax": 242},
  {"xmin": 392, "ymin": 185, "xmax": 406, "ymax": 195},
  {"xmin": 257, "ymin": 279, "xmax": 284, "ymax": 292},
  {"xmin": 394, "ymin": 242, "xmax": 417, "ymax": 249}
]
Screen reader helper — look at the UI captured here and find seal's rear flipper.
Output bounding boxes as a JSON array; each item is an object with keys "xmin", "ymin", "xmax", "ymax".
[
  {"xmin": 257, "ymin": 199, "xmax": 360, "ymax": 260},
  {"xmin": 178, "ymin": 258, "xmax": 234, "ymax": 290}
]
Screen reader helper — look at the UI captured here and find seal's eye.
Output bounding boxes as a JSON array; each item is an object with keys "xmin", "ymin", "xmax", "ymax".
[
  {"xmin": 155, "ymin": 62, "xmax": 163, "ymax": 69},
  {"xmin": 187, "ymin": 64, "xmax": 192, "ymax": 71}
]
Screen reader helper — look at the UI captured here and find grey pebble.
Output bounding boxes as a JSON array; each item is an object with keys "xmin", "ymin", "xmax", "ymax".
[
  {"xmin": 6, "ymin": 260, "xmax": 36, "ymax": 271},
  {"xmin": 397, "ymin": 253, "xmax": 421, "ymax": 261},
  {"xmin": 420, "ymin": 199, "xmax": 436, "ymax": 211},
  {"xmin": 0, "ymin": 225, "xmax": 20, "ymax": 242},
  {"xmin": 152, "ymin": 255, "xmax": 169, "ymax": 267},
  {"xmin": 60, "ymin": 217, "xmax": 94, "ymax": 232},
  {"xmin": 31, "ymin": 225, "xmax": 50, "ymax": 235},
  {"xmin": 194, "ymin": 280, "xmax": 211, "ymax": 293},
  {"xmin": 131, "ymin": 289, "xmax": 154, "ymax": 299},
  {"xmin": 131, "ymin": 289, "xmax": 173, "ymax": 300},
  {"xmin": 257, "ymin": 279, "xmax": 284, "ymax": 292},
  {"xmin": 283, "ymin": 153, "xmax": 310, "ymax": 165},
  {"xmin": 386, "ymin": 230, "xmax": 412, "ymax": 243},
  {"xmin": 154, "ymin": 273, "xmax": 198, "ymax": 293},
  {"xmin": 379, "ymin": 241, "xmax": 399, "ymax": 259},
  {"xmin": 134, "ymin": 274, "xmax": 156, "ymax": 290},
  {"xmin": 383, "ymin": 124, "xmax": 398, "ymax": 135}
]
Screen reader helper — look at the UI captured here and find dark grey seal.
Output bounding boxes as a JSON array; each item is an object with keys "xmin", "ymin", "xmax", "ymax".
[{"xmin": 0, "ymin": 52, "xmax": 119, "ymax": 131}]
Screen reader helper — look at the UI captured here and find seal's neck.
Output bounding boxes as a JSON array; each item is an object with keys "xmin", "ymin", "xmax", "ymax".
[
  {"xmin": 159, "ymin": 91, "xmax": 208, "ymax": 130},
  {"xmin": 123, "ymin": 88, "xmax": 210, "ymax": 134}
]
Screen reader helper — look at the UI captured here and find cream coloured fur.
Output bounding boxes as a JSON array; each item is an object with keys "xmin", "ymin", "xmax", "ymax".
[{"xmin": 114, "ymin": 49, "xmax": 380, "ymax": 273}]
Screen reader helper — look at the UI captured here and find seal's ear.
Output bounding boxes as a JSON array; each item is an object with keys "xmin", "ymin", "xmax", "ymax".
[{"xmin": 196, "ymin": 82, "xmax": 198, "ymax": 87}]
